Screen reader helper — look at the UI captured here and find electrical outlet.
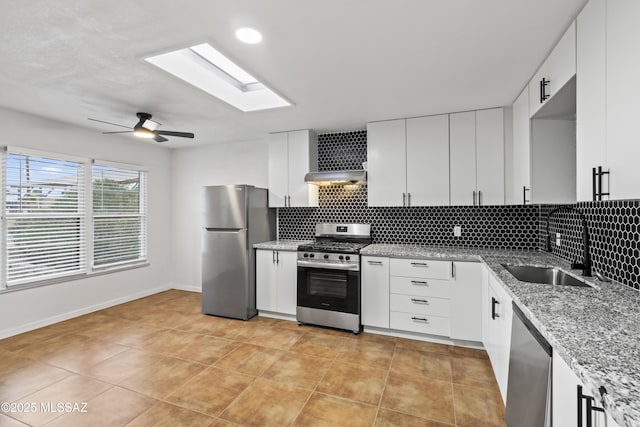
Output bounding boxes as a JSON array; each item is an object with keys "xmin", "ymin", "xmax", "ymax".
[
  {"xmin": 454, "ymin": 226, "xmax": 462, "ymax": 237},
  {"xmin": 555, "ymin": 233, "xmax": 561, "ymax": 246}
]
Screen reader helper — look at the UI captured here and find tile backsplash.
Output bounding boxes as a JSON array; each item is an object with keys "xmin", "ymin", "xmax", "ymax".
[{"xmin": 278, "ymin": 129, "xmax": 640, "ymax": 290}]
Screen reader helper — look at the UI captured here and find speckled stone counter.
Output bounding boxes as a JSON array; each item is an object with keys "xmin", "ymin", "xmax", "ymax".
[
  {"xmin": 362, "ymin": 244, "xmax": 640, "ymax": 427},
  {"xmin": 253, "ymin": 240, "xmax": 311, "ymax": 251}
]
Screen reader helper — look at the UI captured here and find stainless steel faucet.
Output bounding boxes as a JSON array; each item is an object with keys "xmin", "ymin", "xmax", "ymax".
[{"xmin": 544, "ymin": 205, "xmax": 592, "ymax": 277}]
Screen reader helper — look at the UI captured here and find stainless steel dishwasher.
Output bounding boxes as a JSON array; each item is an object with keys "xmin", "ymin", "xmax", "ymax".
[{"xmin": 505, "ymin": 303, "xmax": 552, "ymax": 427}]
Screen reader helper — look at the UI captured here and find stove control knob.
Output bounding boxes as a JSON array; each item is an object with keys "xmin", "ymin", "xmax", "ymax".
[
  {"xmin": 323, "ymin": 254, "xmax": 329, "ymax": 259},
  {"xmin": 339, "ymin": 255, "xmax": 344, "ymax": 260},
  {"xmin": 303, "ymin": 253, "xmax": 309, "ymax": 258},
  {"xmin": 309, "ymin": 253, "xmax": 315, "ymax": 258},
  {"xmin": 345, "ymin": 256, "xmax": 351, "ymax": 261}
]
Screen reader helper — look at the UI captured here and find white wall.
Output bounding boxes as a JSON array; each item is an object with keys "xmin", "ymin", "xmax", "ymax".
[
  {"xmin": 170, "ymin": 140, "xmax": 269, "ymax": 291},
  {"xmin": 0, "ymin": 107, "xmax": 173, "ymax": 338}
]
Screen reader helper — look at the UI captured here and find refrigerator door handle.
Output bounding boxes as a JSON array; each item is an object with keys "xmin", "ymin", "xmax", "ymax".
[{"xmin": 204, "ymin": 228, "xmax": 245, "ymax": 233}]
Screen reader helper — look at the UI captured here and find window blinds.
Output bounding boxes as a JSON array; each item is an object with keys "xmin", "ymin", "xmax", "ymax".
[
  {"xmin": 92, "ymin": 163, "xmax": 147, "ymax": 268},
  {"xmin": 4, "ymin": 151, "xmax": 86, "ymax": 285}
]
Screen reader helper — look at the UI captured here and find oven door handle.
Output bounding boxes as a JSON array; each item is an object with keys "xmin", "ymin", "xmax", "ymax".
[{"xmin": 297, "ymin": 260, "xmax": 359, "ymax": 271}]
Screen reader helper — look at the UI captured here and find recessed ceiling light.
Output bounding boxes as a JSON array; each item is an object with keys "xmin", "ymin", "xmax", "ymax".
[
  {"xmin": 144, "ymin": 43, "xmax": 291, "ymax": 112},
  {"xmin": 235, "ymin": 28, "xmax": 262, "ymax": 44}
]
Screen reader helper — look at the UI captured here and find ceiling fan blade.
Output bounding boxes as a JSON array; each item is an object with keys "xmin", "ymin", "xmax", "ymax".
[
  {"xmin": 103, "ymin": 131, "xmax": 133, "ymax": 134},
  {"xmin": 156, "ymin": 130, "xmax": 195, "ymax": 138},
  {"xmin": 88, "ymin": 118, "xmax": 131, "ymax": 129},
  {"xmin": 153, "ymin": 134, "xmax": 169, "ymax": 143}
]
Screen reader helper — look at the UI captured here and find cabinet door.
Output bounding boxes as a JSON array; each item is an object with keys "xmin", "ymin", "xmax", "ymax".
[
  {"xmin": 487, "ymin": 275, "xmax": 513, "ymax": 404},
  {"xmin": 529, "ymin": 22, "xmax": 577, "ymax": 117},
  {"xmin": 476, "ymin": 108, "xmax": 505, "ymax": 206},
  {"xmin": 276, "ymin": 251, "xmax": 298, "ymax": 315},
  {"xmin": 607, "ymin": 0, "xmax": 640, "ymax": 200},
  {"xmin": 367, "ymin": 120, "xmax": 407, "ymax": 207},
  {"xmin": 268, "ymin": 133, "xmax": 288, "ymax": 208},
  {"xmin": 288, "ymin": 130, "xmax": 319, "ymax": 207},
  {"xmin": 256, "ymin": 250, "xmax": 277, "ymax": 311},
  {"xmin": 450, "ymin": 262, "xmax": 483, "ymax": 342},
  {"xmin": 406, "ymin": 115, "xmax": 450, "ymax": 206},
  {"xmin": 576, "ymin": 0, "xmax": 606, "ymax": 202},
  {"xmin": 552, "ymin": 349, "xmax": 582, "ymax": 427},
  {"xmin": 512, "ymin": 88, "xmax": 531, "ymax": 204},
  {"xmin": 361, "ymin": 257, "xmax": 390, "ymax": 328},
  {"xmin": 450, "ymin": 111, "xmax": 477, "ymax": 205}
]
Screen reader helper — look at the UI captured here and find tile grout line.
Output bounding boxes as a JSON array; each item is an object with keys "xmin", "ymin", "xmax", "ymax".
[{"xmin": 372, "ymin": 341, "xmax": 397, "ymax": 425}]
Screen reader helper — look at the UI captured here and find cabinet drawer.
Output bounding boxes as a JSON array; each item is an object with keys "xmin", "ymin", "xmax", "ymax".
[
  {"xmin": 390, "ymin": 311, "xmax": 450, "ymax": 337},
  {"xmin": 390, "ymin": 294, "xmax": 450, "ymax": 317},
  {"xmin": 390, "ymin": 276, "xmax": 450, "ymax": 298},
  {"xmin": 390, "ymin": 258, "xmax": 452, "ymax": 280}
]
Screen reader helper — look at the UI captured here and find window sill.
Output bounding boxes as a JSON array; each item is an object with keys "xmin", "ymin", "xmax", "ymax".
[{"xmin": 0, "ymin": 262, "xmax": 150, "ymax": 294}]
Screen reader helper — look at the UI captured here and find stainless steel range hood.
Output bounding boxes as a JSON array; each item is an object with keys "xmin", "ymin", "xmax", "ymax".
[{"xmin": 304, "ymin": 170, "xmax": 367, "ymax": 185}]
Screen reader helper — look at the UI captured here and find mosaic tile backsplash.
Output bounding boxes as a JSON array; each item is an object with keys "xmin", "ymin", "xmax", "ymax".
[{"xmin": 278, "ymin": 129, "xmax": 640, "ymax": 290}]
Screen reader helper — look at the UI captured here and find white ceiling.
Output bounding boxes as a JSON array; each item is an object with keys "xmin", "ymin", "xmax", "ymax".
[{"xmin": 0, "ymin": 0, "xmax": 587, "ymax": 148}]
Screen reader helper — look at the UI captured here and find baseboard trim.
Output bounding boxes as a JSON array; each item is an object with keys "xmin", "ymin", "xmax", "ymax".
[
  {"xmin": 257, "ymin": 311, "xmax": 296, "ymax": 322},
  {"xmin": 363, "ymin": 326, "xmax": 484, "ymax": 349},
  {"xmin": 0, "ymin": 284, "xmax": 171, "ymax": 339},
  {"xmin": 171, "ymin": 284, "xmax": 202, "ymax": 293}
]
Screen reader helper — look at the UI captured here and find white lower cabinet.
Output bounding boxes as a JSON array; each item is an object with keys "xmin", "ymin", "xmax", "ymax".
[
  {"xmin": 362, "ymin": 257, "xmax": 483, "ymax": 342},
  {"xmin": 450, "ymin": 262, "xmax": 483, "ymax": 342},
  {"xmin": 553, "ymin": 350, "xmax": 621, "ymax": 427},
  {"xmin": 483, "ymin": 271, "xmax": 513, "ymax": 404},
  {"xmin": 361, "ymin": 256, "xmax": 390, "ymax": 328},
  {"xmin": 256, "ymin": 249, "xmax": 297, "ymax": 316}
]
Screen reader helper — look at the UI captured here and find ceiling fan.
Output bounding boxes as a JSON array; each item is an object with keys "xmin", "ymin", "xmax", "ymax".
[{"xmin": 88, "ymin": 112, "xmax": 195, "ymax": 143}]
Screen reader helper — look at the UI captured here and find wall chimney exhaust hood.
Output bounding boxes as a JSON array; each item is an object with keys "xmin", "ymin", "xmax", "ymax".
[{"xmin": 304, "ymin": 170, "xmax": 367, "ymax": 186}]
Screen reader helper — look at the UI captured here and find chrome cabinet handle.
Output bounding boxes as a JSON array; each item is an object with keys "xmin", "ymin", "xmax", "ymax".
[
  {"xmin": 276, "ymin": 251, "xmax": 279, "ymax": 264},
  {"xmin": 272, "ymin": 251, "xmax": 275, "ymax": 264},
  {"xmin": 407, "ymin": 192, "xmax": 411, "ymax": 207},
  {"xmin": 478, "ymin": 190, "xmax": 483, "ymax": 206},
  {"xmin": 451, "ymin": 262, "xmax": 455, "ymax": 278},
  {"xmin": 402, "ymin": 193, "xmax": 406, "ymax": 207},
  {"xmin": 410, "ymin": 280, "xmax": 428, "ymax": 286},
  {"xmin": 411, "ymin": 298, "xmax": 429, "ymax": 305},
  {"xmin": 523, "ymin": 186, "xmax": 530, "ymax": 205},
  {"xmin": 411, "ymin": 316, "xmax": 429, "ymax": 323},
  {"xmin": 472, "ymin": 190, "xmax": 477, "ymax": 206},
  {"xmin": 367, "ymin": 260, "xmax": 383, "ymax": 265},
  {"xmin": 410, "ymin": 262, "xmax": 428, "ymax": 267}
]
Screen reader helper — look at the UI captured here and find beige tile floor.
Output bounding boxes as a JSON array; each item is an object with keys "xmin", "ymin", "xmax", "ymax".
[{"xmin": 0, "ymin": 290, "xmax": 506, "ymax": 426}]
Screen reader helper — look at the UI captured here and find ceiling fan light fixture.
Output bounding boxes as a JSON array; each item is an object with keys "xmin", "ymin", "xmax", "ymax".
[
  {"xmin": 235, "ymin": 28, "xmax": 262, "ymax": 44},
  {"xmin": 133, "ymin": 128, "xmax": 155, "ymax": 139}
]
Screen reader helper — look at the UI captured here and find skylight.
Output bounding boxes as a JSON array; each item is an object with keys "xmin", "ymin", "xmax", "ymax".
[{"xmin": 145, "ymin": 43, "xmax": 291, "ymax": 112}]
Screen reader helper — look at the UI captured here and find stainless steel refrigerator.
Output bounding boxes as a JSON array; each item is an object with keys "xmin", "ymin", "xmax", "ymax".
[{"xmin": 202, "ymin": 185, "xmax": 275, "ymax": 320}]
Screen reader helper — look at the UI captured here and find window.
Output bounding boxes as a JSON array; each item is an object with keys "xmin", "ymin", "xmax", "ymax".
[
  {"xmin": 92, "ymin": 162, "xmax": 147, "ymax": 268},
  {"xmin": 3, "ymin": 149, "xmax": 87, "ymax": 286}
]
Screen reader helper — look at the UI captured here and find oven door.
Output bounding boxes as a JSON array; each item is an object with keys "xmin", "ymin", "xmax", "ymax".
[{"xmin": 297, "ymin": 265, "xmax": 360, "ymax": 314}]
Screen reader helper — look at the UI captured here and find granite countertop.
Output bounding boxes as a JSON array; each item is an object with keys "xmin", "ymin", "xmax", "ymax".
[
  {"xmin": 253, "ymin": 240, "xmax": 312, "ymax": 251},
  {"xmin": 363, "ymin": 244, "xmax": 640, "ymax": 427}
]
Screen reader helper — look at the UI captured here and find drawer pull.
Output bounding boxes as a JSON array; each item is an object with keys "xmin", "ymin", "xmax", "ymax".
[
  {"xmin": 411, "ymin": 298, "xmax": 429, "ymax": 305},
  {"xmin": 411, "ymin": 316, "xmax": 429, "ymax": 323},
  {"xmin": 367, "ymin": 261, "xmax": 383, "ymax": 265},
  {"xmin": 410, "ymin": 262, "xmax": 429, "ymax": 267},
  {"xmin": 410, "ymin": 280, "xmax": 429, "ymax": 286}
]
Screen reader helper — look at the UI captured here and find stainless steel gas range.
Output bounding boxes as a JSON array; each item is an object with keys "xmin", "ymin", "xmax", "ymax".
[{"xmin": 296, "ymin": 223, "xmax": 371, "ymax": 334}]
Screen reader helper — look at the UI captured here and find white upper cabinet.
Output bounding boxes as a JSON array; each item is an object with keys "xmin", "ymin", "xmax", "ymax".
[
  {"xmin": 406, "ymin": 115, "xmax": 450, "ymax": 206},
  {"xmin": 450, "ymin": 111, "xmax": 477, "ymax": 206},
  {"xmin": 368, "ymin": 115, "xmax": 450, "ymax": 207},
  {"xmin": 512, "ymin": 87, "xmax": 531, "ymax": 205},
  {"xmin": 267, "ymin": 130, "xmax": 318, "ymax": 208},
  {"xmin": 450, "ymin": 109, "xmax": 505, "ymax": 206},
  {"xmin": 576, "ymin": 0, "xmax": 606, "ymax": 202},
  {"xmin": 476, "ymin": 109, "xmax": 505, "ymax": 206},
  {"xmin": 529, "ymin": 22, "xmax": 576, "ymax": 117},
  {"xmin": 606, "ymin": 0, "xmax": 640, "ymax": 200},
  {"xmin": 367, "ymin": 119, "xmax": 407, "ymax": 207}
]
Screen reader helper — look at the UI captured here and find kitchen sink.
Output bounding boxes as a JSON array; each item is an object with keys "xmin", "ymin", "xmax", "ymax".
[{"xmin": 501, "ymin": 264, "xmax": 593, "ymax": 288}]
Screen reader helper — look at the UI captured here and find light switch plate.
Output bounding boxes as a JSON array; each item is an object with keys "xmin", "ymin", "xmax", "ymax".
[
  {"xmin": 454, "ymin": 226, "xmax": 462, "ymax": 237},
  {"xmin": 555, "ymin": 233, "xmax": 561, "ymax": 246}
]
